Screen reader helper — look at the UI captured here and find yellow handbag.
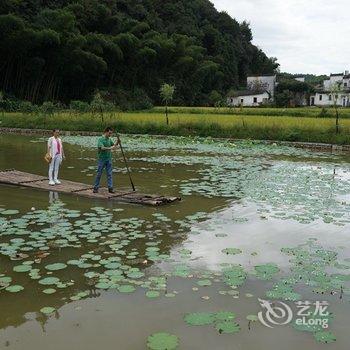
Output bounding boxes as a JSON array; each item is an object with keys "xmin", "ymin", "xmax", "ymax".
[{"xmin": 44, "ymin": 153, "xmax": 52, "ymax": 163}]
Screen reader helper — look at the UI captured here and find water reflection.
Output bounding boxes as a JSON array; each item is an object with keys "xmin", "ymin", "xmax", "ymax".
[{"xmin": 49, "ymin": 191, "xmax": 59, "ymax": 204}]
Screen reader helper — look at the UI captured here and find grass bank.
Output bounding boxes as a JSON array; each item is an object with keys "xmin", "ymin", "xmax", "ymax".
[{"xmin": 1, "ymin": 111, "xmax": 350, "ymax": 145}]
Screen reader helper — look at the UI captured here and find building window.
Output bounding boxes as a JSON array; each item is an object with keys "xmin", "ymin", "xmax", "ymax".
[
  {"xmin": 241, "ymin": 98, "xmax": 244, "ymax": 103},
  {"xmin": 344, "ymin": 83, "xmax": 348, "ymax": 87},
  {"xmin": 319, "ymin": 95, "xmax": 323, "ymax": 101},
  {"xmin": 253, "ymin": 97, "xmax": 258, "ymax": 103},
  {"xmin": 329, "ymin": 95, "xmax": 332, "ymax": 101}
]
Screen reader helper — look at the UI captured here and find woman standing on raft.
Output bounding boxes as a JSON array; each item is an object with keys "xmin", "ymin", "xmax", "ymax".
[{"xmin": 47, "ymin": 129, "xmax": 65, "ymax": 185}]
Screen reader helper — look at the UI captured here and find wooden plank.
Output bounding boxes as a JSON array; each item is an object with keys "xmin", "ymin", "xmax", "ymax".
[
  {"xmin": 77, "ymin": 188, "xmax": 134, "ymax": 199},
  {"xmin": 118, "ymin": 192, "xmax": 161, "ymax": 199},
  {"xmin": 0, "ymin": 170, "xmax": 46, "ymax": 184},
  {"xmin": 0, "ymin": 170, "xmax": 181, "ymax": 206},
  {"xmin": 19, "ymin": 179, "xmax": 92, "ymax": 193}
]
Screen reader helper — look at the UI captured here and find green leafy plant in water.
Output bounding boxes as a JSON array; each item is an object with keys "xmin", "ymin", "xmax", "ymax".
[
  {"xmin": 222, "ymin": 265, "xmax": 247, "ymax": 287},
  {"xmin": 197, "ymin": 279, "xmax": 212, "ymax": 287},
  {"xmin": 40, "ymin": 306, "xmax": 56, "ymax": 315},
  {"xmin": 45, "ymin": 263, "xmax": 67, "ymax": 271},
  {"xmin": 43, "ymin": 288, "xmax": 56, "ymax": 294},
  {"xmin": 184, "ymin": 312, "xmax": 215, "ymax": 326},
  {"xmin": 1, "ymin": 210, "xmax": 19, "ymax": 215},
  {"xmin": 221, "ymin": 248, "xmax": 242, "ymax": 255},
  {"xmin": 5, "ymin": 285, "xmax": 24, "ymax": 293},
  {"xmin": 147, "ymin": 332, "xmax": 179, "ymax": 350},
  {"xmin": 215, "ymin": 321, "xmax": 240, "ymax": 334},
  {"xmin": 118, "ymin": 285, "xmax": 136, "ymax": 293},
  {"xmin": 314, "ymin": 331, "xmax": 336, "ymax": 344},
  {"xmin": 95, "ymin": 282, "xmax": 111, "ymax": 290},
  {"xmin": 281, "ymin": 241, "xmax": 349, "ymax": 296},
  {"xmin": 146, "ymin": 291, "xmax": 160, "ymax": 298},
  {"xmin": 254, "ymin": 263, "xmax": 279, "ymax": 280},
  {"xmin": 265, "ymin": 281, "xmax": 301, "ymax": 301},
  {"xmin": 13, "ymin": 264, "xmax": 32, "ymax": 273},
  {"xmin": 38, "ymin": 277, "xmax": 60, "ymax": 285},
  {"xmin": 184, "ymin": 311, "xmax": 240, "ymax": 335},
  {"xmin": 0, "ymin": 276, "xmax": 12, "ymax": 287},
  {"xmin": 173, "ymin": 265, "xmax": 190, "ymax": 278}
]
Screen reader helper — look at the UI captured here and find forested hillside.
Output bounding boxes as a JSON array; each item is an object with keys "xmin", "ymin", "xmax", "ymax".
[{"xmin": 0, "ymin": 0, "xmax": 278, "ymax": 107}]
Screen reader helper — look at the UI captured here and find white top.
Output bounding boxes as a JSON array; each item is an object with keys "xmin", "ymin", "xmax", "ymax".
[{"xmin": 47, "ymin": 137, "xmax": 63, "ymax": 158}]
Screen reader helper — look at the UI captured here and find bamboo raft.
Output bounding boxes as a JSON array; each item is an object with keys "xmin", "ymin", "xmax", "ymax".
[{"xmin": 0, "ymin": 170, "xmax": 181, "ymax": 206}]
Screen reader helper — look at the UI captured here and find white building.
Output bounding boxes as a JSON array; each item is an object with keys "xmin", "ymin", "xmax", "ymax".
[
  {"xmin": 310, "ymin": 71, "xmax": 350, "ymax": 107},
  {"xmin": 228, "ymin": 90, "xmax": 270, "ymax": 107},
  {"xmin": 228, "ymin": 75, "xmax": 276, "ymax": 107}
]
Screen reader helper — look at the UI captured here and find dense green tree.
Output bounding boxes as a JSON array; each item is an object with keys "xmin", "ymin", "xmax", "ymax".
[
  {"xmin": 275, "ymin": 79, "xmax": 314, "ymax": 107},
  {"xmin": 0, "ymin": 0, "xmax": 278, "ymax": 106},
  {"xmin": 208, "ymin": 90, "xmax": 222, "ymax": 107}
]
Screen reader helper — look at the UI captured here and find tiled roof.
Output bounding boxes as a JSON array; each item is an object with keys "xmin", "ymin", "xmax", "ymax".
[
  {"xmin": 229, "ymin": 90, "xmax": 268, "ymax": 97},
  {"xmin": 247, "ymin": 74, "xmax": 276, "ymax": 78}
]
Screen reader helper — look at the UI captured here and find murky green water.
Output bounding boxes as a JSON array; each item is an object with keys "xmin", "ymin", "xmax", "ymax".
[{"xmin": 0, "ymin": 134, "xmax": 350, "ymax": 350}]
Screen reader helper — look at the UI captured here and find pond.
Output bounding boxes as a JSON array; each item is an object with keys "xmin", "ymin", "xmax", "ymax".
[{"xmin": 0, "ymin": 133, "xmax": 350, "ymax": 350}]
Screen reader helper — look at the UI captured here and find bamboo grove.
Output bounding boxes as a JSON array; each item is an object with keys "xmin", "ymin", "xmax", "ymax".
[{"xmin": 0, "ymin": 0, "xmax": 279, "ymax": 106}]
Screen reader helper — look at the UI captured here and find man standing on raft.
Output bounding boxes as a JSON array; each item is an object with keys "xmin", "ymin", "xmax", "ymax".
[{"xmin": 93, "ymin": 127, "xmax": 119, "ymax": 193}]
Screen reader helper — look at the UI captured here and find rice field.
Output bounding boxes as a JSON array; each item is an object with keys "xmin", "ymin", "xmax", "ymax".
[
  {"xmin": 113, "ymin": 112, "xmax": 350, "ymax": 132},
  {"xmin": 150, "ymin": 106, "xmax": 350, "ymax": 118},
  {"xmin": 1, "ymin": 109, "xmax": 350, "ymax": 144}
]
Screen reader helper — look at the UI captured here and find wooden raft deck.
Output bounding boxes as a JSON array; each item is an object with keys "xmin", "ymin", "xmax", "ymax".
[{"xmin": 0, "ymin": 170, "xmax": 181, "ymax": 206}]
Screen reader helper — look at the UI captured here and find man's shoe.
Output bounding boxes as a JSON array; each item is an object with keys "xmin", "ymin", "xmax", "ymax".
[
  {"xmin": 49, "ymin": 180, "xmax": 55, "ymax": 186},
  {"xmin": 108, "ymin": 188, "xmax": 115, "ymax": 194},
  {"xmin": 93, "ymin": 188, "xmax": 99, "ymax": 193},
  {"xmin": 54, "ymin": 180, "xmax": 61, "ymax": 184}
]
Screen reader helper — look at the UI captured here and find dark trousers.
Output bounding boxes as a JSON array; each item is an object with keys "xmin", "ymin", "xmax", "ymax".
[{"xmin": 94, "ymin": 159, "xmax": 113, "ymax": 189}]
